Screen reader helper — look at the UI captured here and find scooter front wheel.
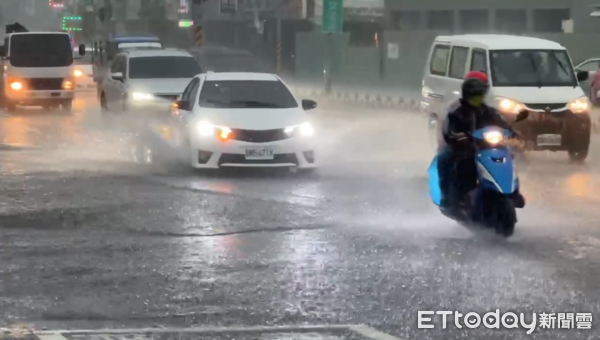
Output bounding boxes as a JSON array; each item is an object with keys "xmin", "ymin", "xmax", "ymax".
[{"xmin": 493, "ymin": 196, "xmax": 516, "ymax": 237}]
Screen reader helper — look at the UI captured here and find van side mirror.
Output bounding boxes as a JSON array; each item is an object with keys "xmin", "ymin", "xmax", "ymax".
[
  {"xmin": 301, "ymin": 99, "xmax": 317, "ymax": 111},
  {"xmin": 78, "ymin": 44, "xmax": 86, "ymax": 56},
  {"xmin": 515, "ymin": 110, "xmax": 529, "ymax": 122},
  {"xmin": 577, "ymin": 70, "xmax": 589, "ymax": 82}
]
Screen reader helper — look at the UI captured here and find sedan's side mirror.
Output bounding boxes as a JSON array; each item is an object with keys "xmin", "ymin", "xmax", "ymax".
[
  {"xmin": 515, "ymin": 110, "xmax": 529, "ymax": 122},
  {"xmin": 78, "ymin": 44, "xmax": 86, "ymax": 56},
  {"xmin": 175, "ymin": 100, "xmax": 190, "ymax": 111},
  {"xmin": 301, "ymin": 99, "xmax": 317, "ymax": 111},
  {"xmin": 111, "ymin": 72, "xmax": 124, "ymax": 81},
  {"xmin": 577, "ymin": 70, "xmax": 589, "ymax": 82}
]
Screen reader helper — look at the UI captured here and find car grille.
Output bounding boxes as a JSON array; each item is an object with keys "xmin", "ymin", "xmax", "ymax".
[
  {"xmin": 525, "ymin": 103, "xmax": 567, "ymax": 111},
  {"xmin": 154, "ymin": 94, "xmax": 179, "ymax": 101},
  {"xmin": 218, "ymin": 153, "xmax": 298, "ymax": 165},
  {"xmin": 230, "ymin": 128, "xmax": 289, "ymax": 143},
  {"xmin": 26, "ymin": 78, "xmax": 64, "ymax": 90}
]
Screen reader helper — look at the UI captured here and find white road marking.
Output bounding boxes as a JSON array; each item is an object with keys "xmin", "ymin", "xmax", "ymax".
[
  {"xmin": 32, "ymin": 325, "xmax": 404, "ymax": 340},
  {"xmin": 37, "ymin": 335, "xmax": 70, "ymax": 340}
]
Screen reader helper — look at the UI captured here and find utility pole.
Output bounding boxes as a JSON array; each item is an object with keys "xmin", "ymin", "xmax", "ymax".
[{"xmin": 274, "ymin": 0, "xmax": 293, "ymax": 74}]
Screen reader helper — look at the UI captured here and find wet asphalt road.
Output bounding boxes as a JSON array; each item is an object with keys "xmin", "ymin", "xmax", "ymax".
[{"xmin": 0, "ymin": 94, "xmax": 599, "ymax": 340}]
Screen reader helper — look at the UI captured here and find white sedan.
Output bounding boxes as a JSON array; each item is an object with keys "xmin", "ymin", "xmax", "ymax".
[
  {"xmin": 72, "ymin": 47, "xmax": 96, "ymax": 92},
  {"xmin": 169, "ymin": 72, "xmax": 317, "ymax": 170}
]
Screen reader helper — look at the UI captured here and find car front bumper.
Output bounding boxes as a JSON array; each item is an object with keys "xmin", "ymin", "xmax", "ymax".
[
  {"xmin": 188, "ymin": 133, "xmax": 317, "ymax": 169},
  {"xmin": 5, "ymin": 89, "xmax": 75, "ymax": 105},
  {"xmin": 509, "ymin": 110, "xmax": 591, "ymax": 151}
]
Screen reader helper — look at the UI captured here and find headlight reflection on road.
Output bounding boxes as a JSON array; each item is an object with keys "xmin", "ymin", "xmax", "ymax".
[
  {"xmin": 0, "ymin": 117, "xmax": 32, "ymax": 147},
  {"xmin": 564, "ymin": 172, "xmax": 596, "ymax": 201}
]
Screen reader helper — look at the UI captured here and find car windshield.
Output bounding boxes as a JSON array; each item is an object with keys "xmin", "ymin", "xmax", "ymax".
[
  {"xmin": 9, "ymin": 34, "xmax": 73, "ymax": 67},
  {"xmin": 128, "ymin": 56, "xmax": 202, "ymax": 79},
  {"xmin": 490, "ymin": 50, "xmax": 577, "ymax": 87},
  {"xmin": 198, "ymin": 80, "xmax": 298, "ymax": 109}
]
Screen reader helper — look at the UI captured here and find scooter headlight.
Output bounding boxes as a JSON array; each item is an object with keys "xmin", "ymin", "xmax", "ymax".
[{"xmin": 483, "ymin": 131, "xmax": 503, "ymax": 145}]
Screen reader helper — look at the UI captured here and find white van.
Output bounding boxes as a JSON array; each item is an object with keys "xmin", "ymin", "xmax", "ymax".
[
  {"xmin": 0, "ymin": 30, "xmax": 85, "ymax": 112},
  {"xmin": 421, "ymin": 34, "xmax": 591, "ymax": 162}
]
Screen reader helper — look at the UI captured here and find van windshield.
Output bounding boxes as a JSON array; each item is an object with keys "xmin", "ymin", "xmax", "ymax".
[
  {"xmin": 9, "ymin": 33, "xmax": 73, "ymax": 67},
  {"xmin": 489, "ymin": 50, "xmax": 577, "ymax": 87}
]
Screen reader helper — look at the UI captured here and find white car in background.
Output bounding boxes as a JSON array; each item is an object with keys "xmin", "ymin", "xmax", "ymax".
[
  {"xmin": 170, "ymin": 72, "xmax": 318, "ymax": 171},
  {"xmin": 72, "ymin": 46, "xmax": 95, "ymax": 92},
  {"xmin": 99, "ymin": 49, "xmax": 202, "ymax": 113}
]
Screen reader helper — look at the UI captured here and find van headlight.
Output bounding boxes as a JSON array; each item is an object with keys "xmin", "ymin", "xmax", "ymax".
[
  {"xmin": 132, "ymin": 92, "xmax": 154, "ymax": 100},
  {"xmin": 567, "ymin": 96, "xmax": 589, "ymax": 114},
  {"xmin": 495, "ymin": 97, "xmax": 524, "ymax": 114},
  {"xmin": 196, "ymin": 121, "xmax": 232, "ymax": 140},
  {"xmin": 284, "ymin": 122, "xmax": 314, "ymax": 137}
]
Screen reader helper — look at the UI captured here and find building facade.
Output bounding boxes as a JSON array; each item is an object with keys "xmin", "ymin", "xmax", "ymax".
[{"xmin": 384, "ymin": 0, "xmax": 600, "ymax": 34}]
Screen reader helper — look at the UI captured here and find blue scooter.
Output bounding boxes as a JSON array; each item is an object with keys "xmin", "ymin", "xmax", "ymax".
[{"xmin": 427, "ymin": 111, "xmax": 529, "ymax": 237}]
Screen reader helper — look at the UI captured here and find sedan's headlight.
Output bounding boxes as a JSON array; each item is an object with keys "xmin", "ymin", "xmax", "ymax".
[
  {"xmin": 495, "ymin": 97, "xmax": 524, "ymax": 114},
  {"xmin": 483, "ymin": 131, "xmax": 504, "ymax": 145},
  {"xmin": 284, "ymin": 122, "xmax": 314, "ymax": 137},
  {"xmin": 567, "ymin": 96, "xmax": 590, "ymax": 114},
  {"xmin": 132, "ymin": 92, "xmax": 154, "ymax": 100},
  {"xmin": 196, "ymin": 121, "xmax": 232, "ymax": 140}
]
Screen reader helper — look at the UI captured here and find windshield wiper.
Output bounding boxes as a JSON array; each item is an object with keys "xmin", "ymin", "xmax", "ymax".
[
  {"xmin": 549, "ymin": 52, "xmax": 574, "ymax": 88},
  {"xmin": 229, "ymin": 100, "xmax": 285, "ymax": 108},
  {"xmin": 527, "ymin": 53, "xmax": 542, "ymax": 88}
]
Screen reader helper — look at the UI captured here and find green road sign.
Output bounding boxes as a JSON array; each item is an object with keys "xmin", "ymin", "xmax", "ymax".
[{"xmin": 322, "ymin": 0, "xmax": 343, "ymax": 33}]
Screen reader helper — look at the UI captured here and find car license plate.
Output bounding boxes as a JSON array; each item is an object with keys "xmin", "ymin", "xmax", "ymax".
[
  {"xmin": 536, "ymin": 134, "xmax": 561, "ymax": 146},
  {"xmin": 245, "ymin": 148, "xmax": 274, "ymax": 160},
  {"xmin": 51, "ymin": 92, "xmax": 60, "ymax": 97}
]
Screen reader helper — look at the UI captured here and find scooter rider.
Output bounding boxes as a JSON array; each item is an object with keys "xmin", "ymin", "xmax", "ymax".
[{"xmin": 438, "ymin": 71, "xmax": 525, "ymax": 212}]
